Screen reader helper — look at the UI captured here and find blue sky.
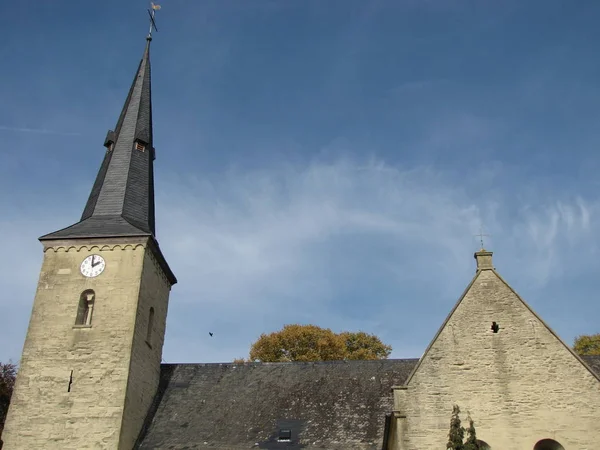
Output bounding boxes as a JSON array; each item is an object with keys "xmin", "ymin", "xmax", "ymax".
[{"xmin": 1, "ymin": 0, "xmax": 600, "ymax": 363}]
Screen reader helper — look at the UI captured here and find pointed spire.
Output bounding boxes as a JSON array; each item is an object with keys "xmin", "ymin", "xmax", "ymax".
[{"xmin": 41, "ymin": 37, "xmax": 157, "ymax": 241}]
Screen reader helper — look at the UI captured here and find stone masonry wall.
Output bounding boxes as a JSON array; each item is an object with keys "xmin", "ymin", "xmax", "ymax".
[
  {"xmin": 2, "ymin": 238, "xmax": 167, "ymax": 450},
  {"xmin": 119, "ymin": 248, "xmax": 171, "ymax": 449},
  {"xmin": 393, "ymin": 265, "xmax": 600, "ymax": 450}
]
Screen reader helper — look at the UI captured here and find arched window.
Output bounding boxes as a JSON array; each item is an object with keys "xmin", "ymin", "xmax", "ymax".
[
  {"xmin": 534, "ymin": 439, "xmax": 565, "ymax": 450},
  {"xmin": 477, "ymin": 440, "xmax": 491, "ymax": 450},
  {"xmin": 75, "ymin": 290, "xmax": 95, "ymax": 326},
  {"xmin": 146, "ymin": 307, "xmax": 155, "ymax": 345}
]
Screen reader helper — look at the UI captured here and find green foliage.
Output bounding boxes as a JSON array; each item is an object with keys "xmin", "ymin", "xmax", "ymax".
[
  {"xmin": 446, "ymin": 405, "xmax": 464, "ymax": 450},
  {"xmin": 573, "ymin": 333, "xmax": 600, "ymax": 356},
  {"xmin": 0, "ymin": 361, "xmax": 17, "ymax": 439},
  {"xmin": 339, "ymin": 331, "xmax": 392, "ymax": 360},
  {"xmin": 248, "ymin": 324, "xmax": 392, "ymax": 362},
  {"xmin": 463, "ymin": 415, "xmax": 479, "ymax": 450},
  {"xmin": 446, "ymin": 406, "xmax": 481, "ymax": 450},
  {"xmin": 249, "ymin": 324, "xmax": 344, "ymax": 362}
]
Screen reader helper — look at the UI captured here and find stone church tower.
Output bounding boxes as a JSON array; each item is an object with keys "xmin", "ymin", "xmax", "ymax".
[{"xmin": 2, "ymin": 33, "xmax": 176, "ymax": 450}]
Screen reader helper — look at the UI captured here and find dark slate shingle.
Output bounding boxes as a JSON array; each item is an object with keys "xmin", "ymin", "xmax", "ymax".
[
  {"xmin": 41, "ymin": 38, "xmax": 156, "ymax": 242},
  {"xmin": 582, "ymin": 355, "xmax": 600, "ymax": 375},
  {"xmin": 135, "ymin": 359, "xmax": 417, "ymax": 450},
  {"xmin": 136, "ymin": 356, "xmax": 600, "ymax": 450}
]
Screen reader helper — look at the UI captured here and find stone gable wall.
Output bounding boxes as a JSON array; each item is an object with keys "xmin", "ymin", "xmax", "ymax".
[{"xmin": 393, "ymin": 268, "xmax": 600, "ymax": 450}]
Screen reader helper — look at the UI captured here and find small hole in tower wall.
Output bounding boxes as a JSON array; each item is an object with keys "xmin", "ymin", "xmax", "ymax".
[
  {"xmin": 491, "ymin": 322, "xmax": 499, "ymax": 333},
  {"xmin": 146, "ymin": 307, "xmax": 155, "ymax": 346}
]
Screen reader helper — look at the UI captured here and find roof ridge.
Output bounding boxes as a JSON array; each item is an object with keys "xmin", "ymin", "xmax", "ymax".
[
  {"xmin": 403, "ymin": 265, "xmax": 600, "ymax": 386},
  {"xmin": 402, "ymin": 270, "xmax": 481, "ymax": 385},
  {"xmin": 491, "ymin": 269, "xmax": 600, "ymax": 383},
  {"xmin": 159, "ymin": 358, "xmax": 420, "ymax": 367}
]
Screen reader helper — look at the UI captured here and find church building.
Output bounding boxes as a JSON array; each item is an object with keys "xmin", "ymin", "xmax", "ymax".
[{"xmin": 2, "ymin": 18, "xmax": 599, "ymax": 450}]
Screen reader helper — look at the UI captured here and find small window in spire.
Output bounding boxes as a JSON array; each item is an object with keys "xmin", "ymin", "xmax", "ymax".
[{"xmin": 135, "ymin": 142, "xmax": 146, "ymax": 152}]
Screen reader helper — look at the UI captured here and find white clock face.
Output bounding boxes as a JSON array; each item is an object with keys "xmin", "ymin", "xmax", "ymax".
[{"xmin": 80, "ymin": 254, "xmax": 106, "ymax": 278}]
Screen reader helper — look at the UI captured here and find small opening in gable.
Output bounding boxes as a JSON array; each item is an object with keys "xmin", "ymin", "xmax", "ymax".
[
  {"xmin": 491, "ymin": 321, "xmax": 500, "ymax": 333},
  {"xmin": 135, "ymin": 142, "xmax": 146, "ymax": 152}
]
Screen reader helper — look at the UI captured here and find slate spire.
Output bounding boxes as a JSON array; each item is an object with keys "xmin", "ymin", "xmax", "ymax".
[{"xmin": 41, "ymin": 36, "xmax": 158, "ymax": 240}]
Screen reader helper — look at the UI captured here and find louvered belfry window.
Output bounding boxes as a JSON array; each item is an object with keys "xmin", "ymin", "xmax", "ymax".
[{"xmin": 135, "ymin": 141, "xmax": 146, "ymax": 152}]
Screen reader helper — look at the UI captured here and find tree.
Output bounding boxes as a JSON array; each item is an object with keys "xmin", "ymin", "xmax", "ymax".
[
  {"xmin": 248, "ymin": 324, "xmax": 392, "ymax": 362},
  {"xmin": 0, "ymin": 362, "xmax": 17, "ymax": 441},
  {"xmin": 340, "ymin": 331, "xmax": 392, "ymax": 360},
  {"xmin": 446, "ymin": 406, "xmax": 480, "ymax": 450},
  {"xmin": 446, "ymin": 405, "xmax": 464, "ymax": 450},
  {"xmin": 574, "ymin": 333, "xmax": 600, "ymax": 356},
  {"xmin": 463, "ymin": 415, "xmax": 479, "ymax": 450}
]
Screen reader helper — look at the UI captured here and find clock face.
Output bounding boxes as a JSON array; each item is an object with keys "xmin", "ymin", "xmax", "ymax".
[{"xmin": 80, "ymin": 254, "xmax": 106, "ymax": 278}]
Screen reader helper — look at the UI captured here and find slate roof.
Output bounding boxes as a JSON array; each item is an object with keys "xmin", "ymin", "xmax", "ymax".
[
  {"xmin": 135, "ymin": 359, "xmax": 418, "ymax": 450},
  {"xmin": 41, "ymin": 37, "xmax": 156, "ymax": 241},
  {"xmin": 582, "ymin": 354, "xmax": 600, "ymax": 375},
  {"xmin": 135, "ymin": 356, "xmax": 600, "ymax": 450}
]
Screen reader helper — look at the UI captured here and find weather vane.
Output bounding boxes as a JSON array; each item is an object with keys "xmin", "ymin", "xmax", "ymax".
[
  {"xmin": 147, "ymin": 2, "xmax": 161, "ymax": 39},
  {"xmin": 475, "ymin": 226, "xmax": 491, "ymax": 250}
]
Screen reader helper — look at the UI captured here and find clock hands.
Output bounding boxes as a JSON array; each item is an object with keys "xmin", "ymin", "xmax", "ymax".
[{"xmin": 81, "ymin": 255, "xmax": 105, "ymax": 278}]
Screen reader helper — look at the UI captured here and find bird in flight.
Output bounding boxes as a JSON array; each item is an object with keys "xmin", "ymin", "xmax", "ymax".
[{"xmin": 209, "ymin": 332, "xmax": 214, "ymax": 337}]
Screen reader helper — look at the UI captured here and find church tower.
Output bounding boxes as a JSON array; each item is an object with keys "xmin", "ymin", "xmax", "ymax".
[{"xmin": 2, "ymin": 27, "xmax": 176, "ymax": 450}]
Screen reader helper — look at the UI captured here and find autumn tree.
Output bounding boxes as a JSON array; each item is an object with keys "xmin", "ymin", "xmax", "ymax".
[
  {"xmin": 340, "ymin": 331, "xmax": 392, "ymax": 360},
  {"xmin": 574, "ymin": 333, "xmax": 600, "ymax": 356},
  {"xmin": 248, "ymin": 324, "xmax": 392, "ymax": 362},
  {"xmin": 0, "ymin": 362, "xmax": 17, "ymax": 441}
]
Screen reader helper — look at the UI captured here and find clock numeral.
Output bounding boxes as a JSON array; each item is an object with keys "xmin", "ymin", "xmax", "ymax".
[{"xmin": 80, "ymin": 255, "xmax": 106, "ymax": 278}]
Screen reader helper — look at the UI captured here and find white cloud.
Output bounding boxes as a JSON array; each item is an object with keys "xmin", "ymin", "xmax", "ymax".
[
  {"xmin": 0, "ymin": 217, "xmax": 52, "ymax": 364},
  {"xmin": 0, "ymin": 125, "xmax": 81, "ymax": 136},
  {"xmin": 154, "ymin": 157, "xmax": 598, "ymax": 362},
  {"xmin": 1, "ymin": 156, "xmax": 598, "ymax": 364}
]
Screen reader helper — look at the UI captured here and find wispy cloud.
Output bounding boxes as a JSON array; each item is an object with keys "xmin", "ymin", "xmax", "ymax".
[
  {"xmin": 1, "ymin": 155, "xmax": 598, "ymax": 364},
  {"xmin": 504, "ymin": 198, "xmax": 595, "ymax": 285},
  {"xmin": 2, "ymin": 0, "xmax": 600, "ymax": 366},
  {"xmin": 150, "ymin": 157, "xmax": 599, "ymax": 362},
  {"xmin": 0, "ymin": 125, "xmax": 81, "ymax": 136}
]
